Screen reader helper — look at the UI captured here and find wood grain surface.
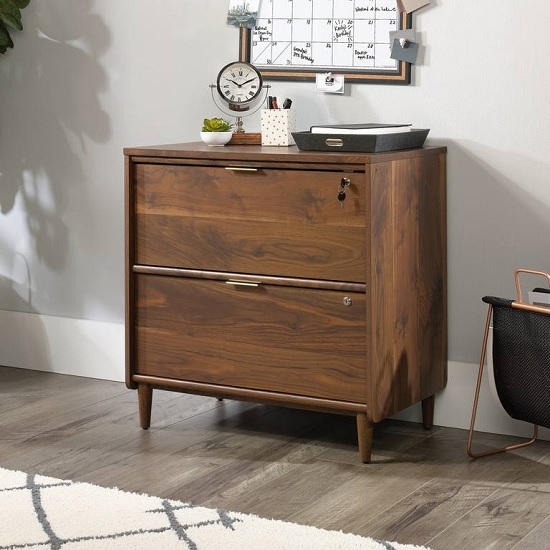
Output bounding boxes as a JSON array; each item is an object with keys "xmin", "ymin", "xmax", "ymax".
[
  {"xmin": 125, "ymin": 144, "xmax": 448, "ymax": 462},
  {"xmin": 135, "ymin": 275, "xmax": 367, "ymax": 403},
  {"xmin": 134, "ymin": 164, "xmax": 366, "ymax": 282},
  {"xmin": 3, "ymin": 367, "xmax": 550, "ymax": 550}
]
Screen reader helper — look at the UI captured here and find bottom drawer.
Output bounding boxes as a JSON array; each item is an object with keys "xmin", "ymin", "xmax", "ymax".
[{"xmin": 134, "ymin": 275, "xmax": 367, "ymax": 403}]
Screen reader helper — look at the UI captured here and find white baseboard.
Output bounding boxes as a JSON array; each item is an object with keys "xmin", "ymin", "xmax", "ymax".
[
  {"xmin": 394, "ymin": 358, "xmax": 550, "ymax": 441},
  {"xmin": 0, "ymin": 309, "xmax": 547, "ymax": 441},
  {"xmin": 0, "ymin": 309, "xmax": 124, "ymax": 382}
]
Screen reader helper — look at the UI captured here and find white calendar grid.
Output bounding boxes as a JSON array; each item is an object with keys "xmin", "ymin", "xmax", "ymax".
[{"xmin": 250, "ymin": 0, "xmax": 400, "ymax": 71}]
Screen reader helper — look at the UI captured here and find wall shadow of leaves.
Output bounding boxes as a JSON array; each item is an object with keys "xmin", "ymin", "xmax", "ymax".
[{"xmin": 0, "ymin": 0, "xmax": 111, "ymax": 312}]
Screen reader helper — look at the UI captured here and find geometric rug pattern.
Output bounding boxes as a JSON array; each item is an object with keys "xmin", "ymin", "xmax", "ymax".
[{"xmin": 0, "ymin": 467, "xmax": 430, "ymax": 549}]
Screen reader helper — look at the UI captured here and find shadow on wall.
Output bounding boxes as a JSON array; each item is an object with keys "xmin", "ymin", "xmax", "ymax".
[
  {"xmin": 438, "ymin": 139, "xmax": 550, "ymax": 364},
  {"xmin": 0, "ymin": 0, "xmax": 111, "ymax": 275},
  {"xmin": 0, "ymin": 305, "xmax": 51, "ymax": 372},
  {"xmin": 0, "ymin": 249, "xmax": 50, "ymax": 371},
  {"xmin": 0, "ymin": 248, "xmax": 32, "ymax": 310}
]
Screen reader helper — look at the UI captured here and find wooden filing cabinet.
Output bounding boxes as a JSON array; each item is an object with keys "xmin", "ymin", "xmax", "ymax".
[{"xmin": 124, "ymin": 142, "xmax": 447, "ymax": 463}]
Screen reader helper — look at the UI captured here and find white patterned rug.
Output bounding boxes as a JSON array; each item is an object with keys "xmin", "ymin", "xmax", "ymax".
[{"xmin": 0, "ymin": 467, "xmax": 430, "ymax": 549}]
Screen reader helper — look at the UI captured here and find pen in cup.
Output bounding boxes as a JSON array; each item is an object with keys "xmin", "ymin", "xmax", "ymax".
[{"xmin": 267, "ymin": 97, "xmax": 292, "ymax": 109}]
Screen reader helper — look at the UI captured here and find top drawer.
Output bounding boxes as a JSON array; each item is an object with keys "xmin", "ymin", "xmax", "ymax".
[{"xmin": 133, "ymin": 163, "xmax": 367, "ymax": 282}]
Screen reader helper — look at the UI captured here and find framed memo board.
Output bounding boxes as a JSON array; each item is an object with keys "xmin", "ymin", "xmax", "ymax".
[{"xmin": 239, "ymin": 0, "xmax": 412, "ymax": 84}]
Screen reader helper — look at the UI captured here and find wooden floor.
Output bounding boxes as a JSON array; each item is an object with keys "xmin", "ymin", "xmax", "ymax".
[{"xmin": 2, "ymin": 366, "xmax": 550, "ymax": 549}]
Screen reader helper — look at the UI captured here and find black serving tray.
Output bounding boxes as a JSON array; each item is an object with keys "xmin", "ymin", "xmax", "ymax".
[{"xmin": 292, "ymin": 128, "xmax": 430, "ymax": 153}]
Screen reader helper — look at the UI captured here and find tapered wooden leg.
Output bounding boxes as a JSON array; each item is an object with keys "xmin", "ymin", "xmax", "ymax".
[
  {"xmin": 138, "ymin": 383, "xmax": 153, "ymax": 429},
  {"xmin": 422, "ymin": 394, "xmax": 435, "ymax": 430},
  {"xmin": 356, "ymin": 412, "xmax": 373, "ymax": 463}
]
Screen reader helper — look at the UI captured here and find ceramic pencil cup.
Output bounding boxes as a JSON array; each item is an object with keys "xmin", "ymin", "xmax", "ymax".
[{"xmin": 260, "ymin": 109, "xmax": 296, "ymax": 146}]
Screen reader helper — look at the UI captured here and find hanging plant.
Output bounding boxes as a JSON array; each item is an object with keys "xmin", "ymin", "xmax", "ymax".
[{"xmin": 0, "ymin": 0, "xmax": 31, "ymax": 54}]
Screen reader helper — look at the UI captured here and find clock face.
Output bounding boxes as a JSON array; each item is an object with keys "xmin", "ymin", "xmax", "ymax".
[{"xmin": 216, "ymin": 61, "xmax": 263, "ymax": 111}]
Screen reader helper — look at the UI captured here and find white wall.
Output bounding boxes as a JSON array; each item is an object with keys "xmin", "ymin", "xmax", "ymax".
[{"xmin": 0, "ymin": 1, "xmax": 549, "ymax": 438}]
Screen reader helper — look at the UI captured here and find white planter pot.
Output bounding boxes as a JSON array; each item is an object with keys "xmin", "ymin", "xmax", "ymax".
[{"xmin": 200, "ymin": 132, "xmax": 233, "ymax": 146}]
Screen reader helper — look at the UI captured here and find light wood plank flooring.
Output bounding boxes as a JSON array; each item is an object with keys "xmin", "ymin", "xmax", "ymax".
[{"xmin": 1, "ymin": 366, "xmax": 550, "ymax": 549}]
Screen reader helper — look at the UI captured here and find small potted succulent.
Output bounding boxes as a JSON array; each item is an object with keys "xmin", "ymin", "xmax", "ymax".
[{"xmin": 200, "ymin": 117, "xmax": 233, "ymax": 146}]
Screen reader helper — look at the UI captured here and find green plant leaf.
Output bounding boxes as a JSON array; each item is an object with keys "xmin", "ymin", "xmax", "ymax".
[
  {"xmin": 0, "ymin": 0, "xmax": 29, "ymax": 53},
  {"xmin": 0, "ymin": 20, "xmax": 14, "ymax": 49},
  {"xmin": 201, "ymin": 117, "xmax": 232, "ymax": 132},
  {"xmin": 0, "ymin": 1, "xmax": 23, "ymax": 31}
]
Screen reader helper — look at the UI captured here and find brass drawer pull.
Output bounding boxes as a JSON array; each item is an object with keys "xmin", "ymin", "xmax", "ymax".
[
  {"xmin": 325, "ymin": 138, "xmax": 344, "ymax": 147},
  {"xmin": 225, "ymin": 280, "xmax": 261, "ymax": 287},
  {"xmin": 224, "ymin": 167, "xmax": 258, "ymax": 172}
]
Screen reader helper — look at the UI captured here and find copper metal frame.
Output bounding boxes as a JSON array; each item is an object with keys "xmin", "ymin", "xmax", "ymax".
[{"xmin": 467, "ymin": 269, "xmax": 550, "ymax": 458}]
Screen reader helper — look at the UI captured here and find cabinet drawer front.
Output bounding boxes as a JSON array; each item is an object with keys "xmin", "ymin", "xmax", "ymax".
[
  {"xmin": 134, "ymin": 164, "xmax": 366, "ymax": 282},
  {"xmin": 134, "ymin": 275, "xmax": 367, "ymax": 404}
]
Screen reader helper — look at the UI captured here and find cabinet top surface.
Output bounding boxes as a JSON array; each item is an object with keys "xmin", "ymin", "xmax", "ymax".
[{"xmin": 124, "ymin": 142, "xmax": 446, "ymax": 165}]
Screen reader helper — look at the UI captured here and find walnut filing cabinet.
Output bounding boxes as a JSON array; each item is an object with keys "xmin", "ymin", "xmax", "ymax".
[{"xmin": 124, "ymin": 142, "xmax": 447, "ymax": 463}]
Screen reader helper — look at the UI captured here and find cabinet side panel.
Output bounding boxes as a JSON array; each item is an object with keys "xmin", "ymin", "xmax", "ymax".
[
  {"xmin": 368, "ymin": 154, "xmax": 447, "ymax": 422},
  {"xmin": 393, "ymin": 156, "xmax": 421, "ymax": 408},
  {"xmin": 125, "ymin": 156, "xmax": 137, "ymax": 389},
  {"xmin": 368, "ymin": 161, "xmax": 396, "ymax": 422},
  {"xmin": 418, "ymin": 153, "xmax": 448, "ymax": 394}
]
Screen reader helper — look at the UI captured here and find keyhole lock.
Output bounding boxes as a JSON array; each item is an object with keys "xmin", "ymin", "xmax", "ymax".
[{"xmin": 343, "ymin": 296, "xmax": 352, "ymax": 306}]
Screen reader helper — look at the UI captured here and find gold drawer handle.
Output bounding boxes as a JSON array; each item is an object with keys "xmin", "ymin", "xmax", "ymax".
[
  {"xmin": 325, "ymin": 138, "xmax": 344, "ymax": 147},
  {"xmin": 224, "ymin": 167, "xmax": 258, "ymax": 172},
  {"xmin": 225, "ymin": 280, "xmax": 261, "ymax": 287}
]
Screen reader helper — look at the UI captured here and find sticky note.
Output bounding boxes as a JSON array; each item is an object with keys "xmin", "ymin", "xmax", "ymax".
[
  {"xmin": 398, "ymin": 0, "xmax": 430, "ymax": 13},
  {"xmin": 390, "ymin": 38, "xmax": 419, "ymax": 64},
  {"xmin": 389, "ymin": 29, "xmax": 416, "ymax": 47}
]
